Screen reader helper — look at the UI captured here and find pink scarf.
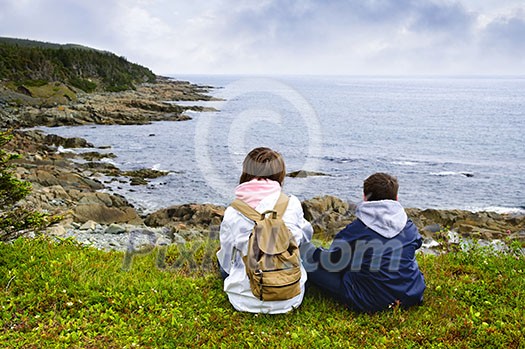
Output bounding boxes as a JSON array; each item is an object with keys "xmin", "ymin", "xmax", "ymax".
[{"xmin": 234, "ymin": 178, "xmax": 281, "ymax": 208}]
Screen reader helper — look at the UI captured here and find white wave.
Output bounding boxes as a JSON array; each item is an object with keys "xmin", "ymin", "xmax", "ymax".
[
  {"xmin": 470, "ymin": 206, "xmax": 525, "ymax": 215},
  {"xmin": 56, "ymin": 145, "xmax": 77, "ymax": 154},
  {"xmin": 323, "ymin": 156, "xmax": 355, "ymax": 164},
  {"xmin": 392, "ymin": 161, "xmax": 418, "ymax": 166},
  {"xmin": 100, "ymin": 158, "xmax": 118, "ymax": 165},
  {"xmin": 181, "ymin": 110, "xmax": 202, "ymax": 116},
  {"xmin": 430, "ymin": 171, "xmax": 474, "ymax": 177}
]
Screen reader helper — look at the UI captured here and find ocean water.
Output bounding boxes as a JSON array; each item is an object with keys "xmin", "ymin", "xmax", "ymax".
[{"xmin": 38, "ymin": 75, "xmax": 525, "ymax": 214}]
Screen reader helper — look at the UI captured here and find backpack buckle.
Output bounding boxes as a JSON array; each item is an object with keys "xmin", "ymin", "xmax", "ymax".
[{"xmin": 261, "ymin": 210, "xmax": 277, "ymax": 219}]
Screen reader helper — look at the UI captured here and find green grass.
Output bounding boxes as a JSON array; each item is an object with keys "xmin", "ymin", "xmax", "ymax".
[
  {"xmin": 23, "ymin": 82, "xmax": 77, "ymax": 102},
  {"xmin": 1, "ymin": 237, "xmax": 524, "ymax": 348}
]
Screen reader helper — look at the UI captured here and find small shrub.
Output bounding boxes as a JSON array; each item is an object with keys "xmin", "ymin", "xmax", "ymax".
[
  {"xmin": 20, "ymin": 79, "xmax": 48, "ymax": 87},
  {"xmin": 69, "ymin": 77, "xmax": 97, "ymax": 92},
  {"xmin": 0, "ymin": 130, "xmax": 52, "ymax": 240}
]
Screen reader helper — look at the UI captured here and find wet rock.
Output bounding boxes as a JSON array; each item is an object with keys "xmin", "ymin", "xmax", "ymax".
[
  {"xmin": 43, "ymin": 133, "xmax": 93, "ymax": 148},
  {"xmin": 80, "ymin": 151, "xmax": 117, "ymax": 161},
  {"xmin": 123, "ymin": 168, "xmax": 169, "ymax": 186},
  {"xmin": 287, "ymin": 170, "xmax": 330, "ymax": 178},
  {"xmin": 77, "ymin": 161, "xmax": 120, "ymax": 176},
  {"xmin": 123, "ymin": 168, "xmax": 169, "ymax": 179},
  {"xmin": 130, "ymin": 177, "xmax": 148, "ymax": 186}
]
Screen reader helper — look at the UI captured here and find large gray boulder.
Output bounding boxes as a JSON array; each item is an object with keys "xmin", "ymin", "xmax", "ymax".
[
  {"xmin": 73, "ymin": 204, "xmax": 142, "ymax": 225},
  {"xmin": 145, "ymin": 203, "xmax": 225, "ymax": 232},
  {"xmin": 301, "ymin": 195, "xmax": 356, "ymax": 238}
]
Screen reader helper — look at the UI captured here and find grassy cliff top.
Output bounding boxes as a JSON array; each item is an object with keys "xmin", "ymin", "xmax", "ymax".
[{"xmin": 1, "ymin": 237, "xmax": 524, "ymax": 347}]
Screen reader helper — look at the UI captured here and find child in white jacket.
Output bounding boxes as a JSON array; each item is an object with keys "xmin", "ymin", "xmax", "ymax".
[{"xmin": 216, "ymin": 147, "xmax": 313, "ymax": 314}]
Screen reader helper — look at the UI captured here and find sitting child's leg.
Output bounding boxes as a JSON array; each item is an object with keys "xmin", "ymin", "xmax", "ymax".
[
  {"xmin": 301, "ymin": 241, "xmax": 347, "ymax": 303},
  {"xmin": 307, "ymin": 264, "xmax": 346, "ymax": 303}
]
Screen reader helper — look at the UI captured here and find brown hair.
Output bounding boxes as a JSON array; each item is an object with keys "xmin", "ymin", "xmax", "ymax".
[
  {"xmin": 239, "ymin": 147, "xmax": 286, "ymax": 186},
  {"xmin": 363, "ymin": 172, "xmax": 399, "ymax": 201}
]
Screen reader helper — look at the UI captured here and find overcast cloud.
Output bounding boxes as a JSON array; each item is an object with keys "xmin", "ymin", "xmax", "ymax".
[{"xmin": 0, "ymin": 0, "xmax": 524, "ymax": 75}]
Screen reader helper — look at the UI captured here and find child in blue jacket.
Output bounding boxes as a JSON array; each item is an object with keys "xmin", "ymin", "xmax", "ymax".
[{"xmin": 302, "ymin": 172, "xmax": 426, "ymax": 312}]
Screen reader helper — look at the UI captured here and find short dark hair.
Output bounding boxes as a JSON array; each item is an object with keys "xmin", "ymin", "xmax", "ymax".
[
  {"xmin": 239, "ymin": 147, "xmax": 286, "ymax": 186},
  {"xmin": 363, "ymin": 172, "xmax": 399, "ymax": 201}
]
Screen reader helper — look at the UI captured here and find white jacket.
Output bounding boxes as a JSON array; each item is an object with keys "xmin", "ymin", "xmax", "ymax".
[{"xmin": 216, "ymin": 191, "xmax": 313, "ymax": 314}]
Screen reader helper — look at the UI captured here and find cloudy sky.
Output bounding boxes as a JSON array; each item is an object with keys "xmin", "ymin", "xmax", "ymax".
[{"xmin": 0, "ymin": 0, "xmax": 524, "ymax": 75}]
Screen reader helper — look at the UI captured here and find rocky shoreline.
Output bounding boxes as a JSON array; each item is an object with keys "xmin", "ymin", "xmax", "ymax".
[
  {"xmin": 6, "ymin": 128, "xmax": 524, "ymax": 254},
  {"xmin": 1, "ymin": 77, "xmax": 524, "ymax": 253},
  {"xmin": 0, "ymin": 76, "xmax": 217, "ymax": 128}
]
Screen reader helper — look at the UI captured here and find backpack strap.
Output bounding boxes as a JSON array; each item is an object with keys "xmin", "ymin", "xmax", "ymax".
[
  {"xmin": 273, "ymin": 193, "xmax": 290, "ymax": 218},
  {"xmin": 230, "ymin": 199, "xmax": 264, "ymax": 222},
  {"xmin": 230, "ymin": 192, "xmax": 289, "ymax": 221}
]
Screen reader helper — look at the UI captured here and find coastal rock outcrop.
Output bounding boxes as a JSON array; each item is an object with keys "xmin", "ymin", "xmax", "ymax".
[
  {"xmin": 73, "ymin": 202, "xmax": 141, "ymax": 225},
  {"xmin": 299, "ymin": 196, "xmax": 524, "ymax": 242},
  {"xmin": 301, "ymin": 195, "xmax": 356, "ymax": 237},
  {"xmin": 8, "ymin": 130, "xmax": 142, "ymax": 226},
  {"xmin": 123, "ymin": 169, "xmax": 169, "ymax": 186},
  {"xmin": 406, "ymin": 208, "xmax": 525, "ymax": 241},
  {"xmin": 286, "ymin": 170, "xmax": 330, "ymax": 178}
]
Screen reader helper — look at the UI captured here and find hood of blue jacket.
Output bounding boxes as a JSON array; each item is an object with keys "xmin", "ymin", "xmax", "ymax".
[{"xmin": 355, "ymin": 200, "xmax": 408, "ymax": 238}]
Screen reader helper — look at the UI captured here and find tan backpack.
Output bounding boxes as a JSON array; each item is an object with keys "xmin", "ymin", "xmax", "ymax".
[{"xmin": 230, "ymin": 193, "xmax": 302, "ymax": 301}]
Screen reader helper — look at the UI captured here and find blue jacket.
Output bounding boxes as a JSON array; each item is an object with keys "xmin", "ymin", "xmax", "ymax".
[{"xmin": 321, "ymin": 200, "xmax": 426, "ymax": 312}]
